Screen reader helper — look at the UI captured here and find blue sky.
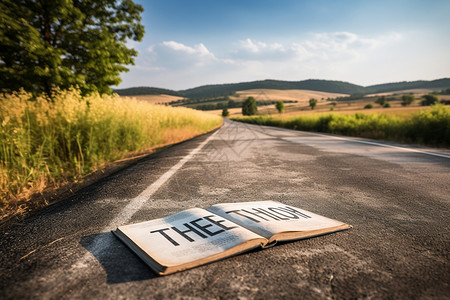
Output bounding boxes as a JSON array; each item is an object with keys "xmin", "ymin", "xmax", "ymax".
[{"xmin": 118, "ymin": 0, "xmax": 450, "ymax": 90}]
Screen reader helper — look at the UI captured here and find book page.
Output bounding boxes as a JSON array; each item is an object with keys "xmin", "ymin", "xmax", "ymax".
[
  {"xmin": 208, "ymin": 201, "xmax": 351, "ymax": 242},
  {"xmin": 115, "ymin": 208, "xmax": 266, "ymax": 268}
]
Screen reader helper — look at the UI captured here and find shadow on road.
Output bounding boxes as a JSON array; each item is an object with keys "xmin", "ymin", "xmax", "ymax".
[{"xmin": 80, "ymin": 232, "xmax": 159, "ymax": 284}]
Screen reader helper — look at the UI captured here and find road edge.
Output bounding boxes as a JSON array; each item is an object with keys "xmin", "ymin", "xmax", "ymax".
[{"xmin": 0, "ymin": 122, "xmax": 223, "ymax": 229}]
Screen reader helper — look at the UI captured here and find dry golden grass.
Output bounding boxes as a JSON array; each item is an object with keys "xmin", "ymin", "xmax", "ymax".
[
  {"xmin": 276, "ymin": 100, "xmax": 423, "ymax": 117},
  {"xmin": 233, "ymin": 105, "xmax": 450, "ymax": 148},
  {"xmin": 123, "ymin": 94, "xmax": 184, "ymax": 104},
  {"xmin": 206, "ymin": 89, "xmax": 348, "ymax": 117},
  {"xmin": 0, "ymin": 89, "xmax": 221, "ymax": 222},
  {"xmin": 231, "ymin": 89, "xmax": 450, "ymax": 117}
]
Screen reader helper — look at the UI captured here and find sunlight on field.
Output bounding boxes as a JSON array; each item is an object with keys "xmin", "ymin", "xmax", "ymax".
[
  {"xmin": 0, "ymin": 89, "xmax": 221, "ymax": 220},
  {"xmin": 127, "ymin": 94, "xmax": 184, "ymax": 104},
  {"xmin": 235, "ymin": 89, "xmax": 347, "ymax": 103},
  {"xmin": 233, "ymin": 105, "xmax": 449, "ymax": 148}
]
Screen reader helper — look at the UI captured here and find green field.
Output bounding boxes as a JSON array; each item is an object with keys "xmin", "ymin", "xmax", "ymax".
[
  {"xmin": 0, "ymin": 89, "xmax": 222, "ymax": 220},
  {"xmin": 232, "ymin": 105, "xmax": 450, "ymax": 147}
]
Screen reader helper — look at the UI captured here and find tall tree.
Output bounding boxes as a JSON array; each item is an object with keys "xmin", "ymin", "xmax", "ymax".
[
  {"xmin": 401, "ymin": 94, "xmax": 415, "ymax": 106},
  {"xmin": 275, "ymin": 100, "xmax": 284, "ymax": 113},
  {"xmin": 0, "ymin": 0, "xmax": 144, "ymax": 96},
  {"xmin": 421, "ymin": 94, "xmax": 439, "ymax": 106},
  {"xmin": 375, "ymin": 96, "xmax": 387, "ymax": 106},
  {"xmin": 309, "ymin": 98, "xmax": 317, "ymax": 110},
  {"xmin": 242, "ymin": 97, "xmax": 257, "ymax": 116}
]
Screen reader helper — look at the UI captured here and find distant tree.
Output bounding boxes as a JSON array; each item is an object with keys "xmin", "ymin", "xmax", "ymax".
[
  {"xmin": 383, "ymin": 103, "xmax": 391, "ymax": 108},
  {"xmin": 364, "ymin": 104, "xmax": 373, "ymax": 109},
  {"xmin": 401, "ymin": 94, "xmax": 415, "ymax": 106},
  {"xmin": 421, "ymin": 94, "xmax": 439, "ymax": 106},
  {"xmin": 0, "ymin": 0, "xmax": 144, "ymax": 96},
  {"xmin": 275, "ymin": 101, "xmax": 284, "ymax": 113},
  {"xmin": 309, "ymin": 98, "xmax": 318, "ymax": 110},
  {"xmin": 242, "ymin": 97, "xmax": 257, "ymax": 116},
  {"xmin": 222, "ymin": 108, "xmax": 230, "ymax": 117},
  {"xmin": 375, "ymin": 96, "xmax": 386, "ymax": 106}
]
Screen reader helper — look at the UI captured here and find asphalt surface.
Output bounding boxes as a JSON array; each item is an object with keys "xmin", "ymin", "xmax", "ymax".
[{"xmin": 1, "ymin": 119, "xmax": 449, "ymax": 299}]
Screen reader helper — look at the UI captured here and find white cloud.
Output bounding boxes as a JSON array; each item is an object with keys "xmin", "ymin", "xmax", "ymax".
[
  {"xmin": 155, "ymin": 41, "xmax": 217, "ymax": 67},
  {"xmin": 119, "ymin": 32, "xmax": 411, "ymax": 89},
  {"xmin": 124, "ymin": 41, "xmax": 239, "ymax": 89},
  {"xmin": 232, "ymin": 32, "xmax": 400, "ymax": 63},
  {"xmin": 162, "ymin": 41, "xmax": 214, "ymax": 58},
  {"xmin": 239, "ymin": 39, "xmax": 285, "ymax": 53}
]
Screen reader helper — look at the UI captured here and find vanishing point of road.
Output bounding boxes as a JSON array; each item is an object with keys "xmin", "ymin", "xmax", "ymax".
[{"xmin": 1, "ymin": 119, "xmax": 449, "ymax": 299}]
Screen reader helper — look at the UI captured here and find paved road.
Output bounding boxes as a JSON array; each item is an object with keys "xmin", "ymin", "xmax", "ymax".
[{"xmin": 1, "ymin": 119, "xmax": 449, "ymax": 299}]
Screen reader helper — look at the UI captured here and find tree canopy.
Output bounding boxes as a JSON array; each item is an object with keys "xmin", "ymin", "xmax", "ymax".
[
  {"xmin": 421, "ymin": 94, "xmax": 439, "ymax": 106},
  {"xmin": 401, "ymin": 94, "xmax": 415, "ymax": 106},
  {"xmin": 309, "ymin": 98, "xmax": 317, "ymax": 110},
  {"xmin": 0, "ymin": 0, "xmax": 144, "ymax": 96},
  {"xmin": 375, "ymin": 96, "xmax": 387, "ymax": 106},
  {"xmin": 242, "ymin": 97, "xmax": 257, "ymax": 116},
  {"xmin": 275, "ymin": 101, "xmax": 284, "ymax": 113}
]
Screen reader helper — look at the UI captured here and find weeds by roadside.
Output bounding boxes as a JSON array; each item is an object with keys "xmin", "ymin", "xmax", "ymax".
[
  {"xmin": 0, "ymin": 88, "xmax": 222, "ymax": 220},
  {"xmin": 232, "ymin": 105, "xmax": 449, "ymax": 147}
]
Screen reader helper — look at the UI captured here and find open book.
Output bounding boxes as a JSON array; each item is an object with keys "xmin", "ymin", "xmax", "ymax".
[{"xmin": 113, "ymin": 201, "xmax": 351, "ymax": 275}]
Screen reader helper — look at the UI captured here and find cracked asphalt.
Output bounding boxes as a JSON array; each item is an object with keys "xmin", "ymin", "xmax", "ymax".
[{"xmin": 1, "ymin": 119, "xmax": 449, "ymax": 299}]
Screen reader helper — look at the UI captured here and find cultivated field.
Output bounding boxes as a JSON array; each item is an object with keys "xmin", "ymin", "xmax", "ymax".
[
  {"xmin": 123, "ymin": 94, "xmax": 184, "ymax": 104},
  {"xmin": 218, "ymin": 89, "xmax": 450, "ymax": 117},
  {"xmin": 234, "ymin": 89, "xmax": 347, "ymax": 102},
  {"xmin": 205, "ymin": 89, "xmax": 349, "ymax": 116}
]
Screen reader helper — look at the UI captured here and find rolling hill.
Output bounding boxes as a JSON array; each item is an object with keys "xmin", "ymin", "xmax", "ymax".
[
  {"xmin": 364, "ymin": 78, "xmax": 450, "ymax": 94},
  {"xmin": 114, "ymin": 78, "xmax": 450, "ymax": 99},
  {"xmin": 180, "ymin": 79, "xmax": 366, "ymax": 98},
  {"xmin": 113, "ymin": 86, "xmax": 181, "ymax": 97}
]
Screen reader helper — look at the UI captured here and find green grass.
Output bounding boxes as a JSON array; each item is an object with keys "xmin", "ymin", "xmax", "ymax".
[
  {"xmin": 232, "ymin": 105, "xmax": 450, "ymax": 147},
  {"xmin": 0, "ymin": 88, "xmax": 222, "ymax": 218}
]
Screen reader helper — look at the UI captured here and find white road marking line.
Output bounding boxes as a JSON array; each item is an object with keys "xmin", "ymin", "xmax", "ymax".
[
  {"xmin": 284, "ymin": 132, "xmax": 450, "ymax": 159},
  {"xmin": 75, "ymin": 129, "xmax": 220, "ymax": 268},
  {"xmin": 108, "ymin": 128, "xmax": 220, "ymax": 228}
]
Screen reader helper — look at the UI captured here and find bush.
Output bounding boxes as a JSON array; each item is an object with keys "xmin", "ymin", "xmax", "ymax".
[
  {"xmin": 408, "ymin": 105, "xmax": 450, "ymax": 146},
  {"xmin": 383, "ymin": 103, "xmax": 391, "ymax": 108},
  {"xmin": 364, "ymin": 104, "xmax": 373, "ymax": 109},
  {"xmin": 232, "ymin": 105, "xmax": 450, "ymax": 147},
  {"xmin": 222, "ymin": 108, "xmax": 230, "ymax": 117}
]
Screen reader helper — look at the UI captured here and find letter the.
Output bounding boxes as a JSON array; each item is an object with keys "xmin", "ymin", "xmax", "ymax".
[{"xmin": 150, "ymin": 228, "xmax": 180, "ymax": 246}]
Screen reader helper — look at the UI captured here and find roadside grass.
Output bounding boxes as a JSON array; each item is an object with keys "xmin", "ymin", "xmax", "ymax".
[
  {"xmin": 0, "ymin": 89, "xmax": 222, "ymax": 220},
  {"xmin": 232, "ymin": 105, "xmax": 450, "ymax": 147}
]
